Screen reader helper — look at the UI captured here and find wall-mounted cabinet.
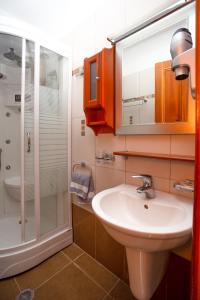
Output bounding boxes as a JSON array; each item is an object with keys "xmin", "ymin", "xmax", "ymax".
[{"xmin": 83, "ymin": 47, "xmax": 115, "ymax": 135}]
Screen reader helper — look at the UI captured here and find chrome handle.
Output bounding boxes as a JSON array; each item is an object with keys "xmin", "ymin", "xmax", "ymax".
[
  {"xmin": 0, "ymin": 148, "xmax": 2, "ymax": 170},
  {"xmin": 26, "ymin": 132, "xmax": 31, "ymax": 153},
  {"xmin": 132, "ymin": 174, "xmax": 152, "ymax": 186},
  {"xmin": 174, "ymin": 179, "xmax": 194, "ymax": 193},
  {"xmin": 96, "ymin": 76, "xmax": 100, "ymax": 80}
]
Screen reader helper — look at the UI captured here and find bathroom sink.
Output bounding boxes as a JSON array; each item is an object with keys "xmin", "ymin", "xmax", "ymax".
[
  {"xmin": 92, "ymin": 184, "xmax": 192, "ymax": 251},
  {"xmin": 92, "ymin": 184, "xmax": 193, "ymax": 300}
]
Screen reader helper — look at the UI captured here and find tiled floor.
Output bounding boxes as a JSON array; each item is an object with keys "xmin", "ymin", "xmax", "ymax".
[{"xmin": 0, "ymin": 243, "xmax": 135, "ymax": 300}]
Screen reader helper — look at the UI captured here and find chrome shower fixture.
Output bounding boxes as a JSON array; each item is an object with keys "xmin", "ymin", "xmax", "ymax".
[
  {"xmin": 170, "ymin": 27, "xmax": 196, "ymax": 99},
  {"xmin": 3, "ymin": 47, "xmax": 22, "ymax": 67},
  {"xmin": 0, "ymin": 73, "xmax": 6, "ymax": 80}
]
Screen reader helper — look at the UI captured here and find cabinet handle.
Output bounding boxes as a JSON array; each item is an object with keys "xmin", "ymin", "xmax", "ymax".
[{"xmin": 96, "ymin": 76, "xmax": 100, "ymax": 80}]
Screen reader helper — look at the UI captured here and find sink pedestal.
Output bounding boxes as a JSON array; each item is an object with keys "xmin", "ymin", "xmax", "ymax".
[{"xmin": 126, "ymin": 248, "xmax": 170, "ymax": 300}]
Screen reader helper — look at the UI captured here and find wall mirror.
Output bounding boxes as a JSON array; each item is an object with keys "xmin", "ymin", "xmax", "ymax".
[{"xmin": 115, "ymin": 2, "xmax": 195, "ymax": 135}]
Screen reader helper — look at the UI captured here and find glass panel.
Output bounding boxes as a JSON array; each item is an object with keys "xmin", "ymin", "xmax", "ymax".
[
  {"xmin": 39, "ymin": 47, "xmax": 68, "ymax": 236},
  {"xmin": 90, "ymin": 61, "xmax": 96, "ymax": 100},
  {"xmin": 24, "ymin": 40, "xmax": 35, "ymax": 241},
  {"xmin": 0, "ymin": 33, "xmax": 22, "ymax": 248}
]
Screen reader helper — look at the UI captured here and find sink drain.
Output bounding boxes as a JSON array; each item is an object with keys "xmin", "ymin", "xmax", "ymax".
[{"xmin": 16, "ymin": 289, "xmax": 34, "ymax": 300}]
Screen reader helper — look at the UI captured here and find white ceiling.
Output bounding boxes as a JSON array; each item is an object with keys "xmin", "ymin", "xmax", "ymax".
[
  {"xmin": 0, "ymin": 0, "xmax": 104, "ymax": 38},
  {"xmin": 0, "ymin": 0, "xmax": 179, "ymax": 40}
]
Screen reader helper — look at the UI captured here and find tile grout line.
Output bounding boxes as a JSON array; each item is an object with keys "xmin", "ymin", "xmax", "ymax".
[
  {"xmin": 34, "ymin": 260, "xmax": 72, "ymax": 291},
  {"xmin": 35, "ymin": 246, "xmax": 85, "ymax": 291},
  {"xmin": 76, "ymin": 250, "xmax": 119, "ymax": 280},
  {"xmin": 68, "ymin": 251, "xmax": 85, "ymax": 262},
  {"xmin": 73, "ymin": 261, "xmax": 110, "ymax": 295},
  {"xmin": 106, "ymin": 278, "xmax": 120, "ymax": 296},
  {"xmin": 60, "ymin": 250, "xmax": 73, "ymax": 262},
  {"xmin": 14, "ymin": 277, "xmax": 21, "ymax": 292}
]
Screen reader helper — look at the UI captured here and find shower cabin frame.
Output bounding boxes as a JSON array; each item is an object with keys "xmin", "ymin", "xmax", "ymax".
[{"xmin": 0, "ymin": 17, "xmax": 72, "ymax": 278}]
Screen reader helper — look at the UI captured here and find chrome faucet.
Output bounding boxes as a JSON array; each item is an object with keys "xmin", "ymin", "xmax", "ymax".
[{"xmin": 132, "ymin": 174, "xmax": 155, "ymax": 199}]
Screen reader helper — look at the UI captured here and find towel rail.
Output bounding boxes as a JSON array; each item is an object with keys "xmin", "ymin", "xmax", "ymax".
[{"xmin": 72, "ymin": 161, "xmax": 92, "ymax": 173}]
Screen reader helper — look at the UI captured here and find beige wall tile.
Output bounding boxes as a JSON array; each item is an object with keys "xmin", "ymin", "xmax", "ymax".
[
  {"xmin": 126, "ymin": 157, "xmax": 170, "ymax": 179},
  {"xmin": 126, "ymin": 135, "xmax": 171, "ymax": 154},
  {"xmin": 170, "ymin": 135, "xmax": 195, "ymax": 156},
  {"xmin": 170, "ymin": 161, "xmax": 195, "ymax": 180},
  {"xmin": 96, "ymin": 134, "xmax": 126, "ymax": 152},
  {"xmin": 72, "ymin": 117, "xmax": 95, "ymax": 166},
  {"xmin": 95, "ymin": 134, "xmax": 126, "ymax": 171},
  {"xmin": 153, "ymin": 176, "xmax": 170, "ymax": 192},
  {"xmin": 95, "ymin": 166, "xmax": 125, "ymax": 193},
  {"xmin": 96, "ymin": 156, "xmax": 125, "ymax": 171}
]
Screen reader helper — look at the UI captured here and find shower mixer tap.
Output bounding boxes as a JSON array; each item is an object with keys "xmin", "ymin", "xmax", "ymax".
[{"xmin": 27, "ymin": 132, "xmax": 31, "ymax": 153}]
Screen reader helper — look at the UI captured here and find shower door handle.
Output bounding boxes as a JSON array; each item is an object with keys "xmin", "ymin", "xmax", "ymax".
[
  {"xmin": 26, "ymin": 132, "xmax": 31, "ymax": 153},
  {"xmin": 0, "ymin": 148, "xmax": 2, "ymax": 170}
]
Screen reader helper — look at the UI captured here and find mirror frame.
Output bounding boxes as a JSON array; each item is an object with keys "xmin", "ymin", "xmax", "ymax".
[{"xmin": 115, "ymin": 2, "xmax": 195, "ymax": 135}]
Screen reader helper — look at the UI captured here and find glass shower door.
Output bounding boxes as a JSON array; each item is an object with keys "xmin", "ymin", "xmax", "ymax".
[
  {"xmin": 39, "ymin": 46, "xmax": 69, "ymax": 236},
  {"xmin": 0, "ymin": 33, "xmax": 22, "ymax": 248},
  {"xmin": 24, "ymin": 39, "xmax": 35, "ymax": 242}
]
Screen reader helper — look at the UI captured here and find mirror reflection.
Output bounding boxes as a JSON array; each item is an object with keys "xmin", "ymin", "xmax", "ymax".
[{"xmin": 116, "ymin": 3, "xmax": 195, "ymax": 134}]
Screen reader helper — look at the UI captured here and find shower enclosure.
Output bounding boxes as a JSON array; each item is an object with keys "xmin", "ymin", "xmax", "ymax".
[{"xmin": 0, "ymin": 22, "xmax": 72, "ymax": 278}]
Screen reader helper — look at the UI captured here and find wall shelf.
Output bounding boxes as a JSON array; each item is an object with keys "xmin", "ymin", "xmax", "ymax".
[{"xmin": 113, "ymin": 151, "xmax": 195, "ymax": 161}]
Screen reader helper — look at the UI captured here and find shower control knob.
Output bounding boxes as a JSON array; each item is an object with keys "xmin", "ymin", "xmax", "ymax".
[{"xmin": 5, "ymin": 165, "xmax": 11, "ymax": 170}]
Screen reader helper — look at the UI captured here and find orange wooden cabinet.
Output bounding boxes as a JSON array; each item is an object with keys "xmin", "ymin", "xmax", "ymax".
[
  {"xmin": 83, "ymin": 47, "xmax": 115, "ymax": 135},
  {"xmin": 155, "ymin": 60, "xmax": 189, "ymax": 123}
]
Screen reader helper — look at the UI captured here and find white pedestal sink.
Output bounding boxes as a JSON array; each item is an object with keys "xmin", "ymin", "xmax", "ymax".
[{"xmin": 92, "ymin": 184, "xmax": 193, "ymax": 300}]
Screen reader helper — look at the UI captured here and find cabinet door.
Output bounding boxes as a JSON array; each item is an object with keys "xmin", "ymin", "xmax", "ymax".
[
  {"xmin": 84, "ymin": 53, "xmax": 102, "ymax": 109},
  {"xmin": 155, "ymin": 60, "xmax": 189, "ymax": 123}
]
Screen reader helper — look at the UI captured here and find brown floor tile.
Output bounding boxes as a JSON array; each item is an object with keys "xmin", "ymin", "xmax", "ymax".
[
  {"xmin": 16, "ymin": 251, "xmax": 70, "ymax": 290},
  {"xmin": 103, "ymin": 295, "xmax": 113, "ymax": 300},
  {"xmin": 110, "ymin": 280, "xmax": 136, "ymax": 300},
  {"xmin": 34, "ymin": 263, "xmax": 106, "ymax": 300},
  {"xmin": 95, "ymin": 219, "xmax": 124, "ymax": 279},
  {"xmin": 0, "ymin": 278, "xmax": 19, "ymax": 300},
  {"xmin": 62, "ymin": 243, "xmax": 84, "ymax": 260},
  {"xmin": 75, "ymin": 253, "xmax": 118, "ymax": 292},
  {"xmin": 73, "ymin": 204, "xmax": 95, "ymax": 257}
]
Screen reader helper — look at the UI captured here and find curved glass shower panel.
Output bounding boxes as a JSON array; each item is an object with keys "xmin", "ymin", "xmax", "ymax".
[
  {"xmin": 0, "ymin": 33, "xmax": 22, "ymax": 248},
  {"xmin": 24, "ymin": 40, "xmax": 35, "ymax": 242},
  {"xmin": 39, "ymin": 47, "xmax": 69, "ymax": 236}
]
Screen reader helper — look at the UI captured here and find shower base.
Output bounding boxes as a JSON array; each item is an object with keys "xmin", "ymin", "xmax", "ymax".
[
  {"xmin": 0, "ymin": 215, "xmax": 59, "ymax": 249},
  {"xmin": 0, "ymin": 218, "xmax": 72, "ymax": 279}
]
